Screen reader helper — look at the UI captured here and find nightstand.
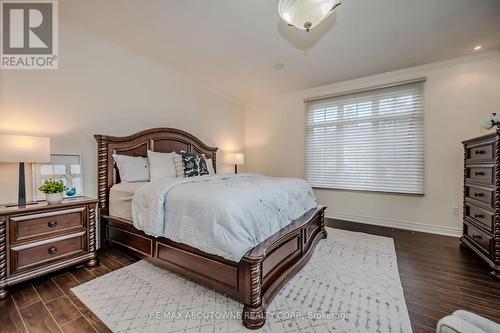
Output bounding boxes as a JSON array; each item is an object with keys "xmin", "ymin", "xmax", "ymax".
[{"xmin": 0, "ymin": 197, "xmax": 98, "ymax": 298}]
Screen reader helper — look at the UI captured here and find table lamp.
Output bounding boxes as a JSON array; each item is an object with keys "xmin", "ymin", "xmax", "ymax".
[
  {"xmin": 0, "ymin": 134, "xmax": 51, "ymax": 206},
  {"xmin": 225, "ymin": 153, "xmax": 244, "ymax": 174}
]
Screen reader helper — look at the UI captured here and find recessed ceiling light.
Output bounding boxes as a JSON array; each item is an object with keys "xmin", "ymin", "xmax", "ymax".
[
  {"xmin": 273, "ymin": 63, "xmax": 285, "ymax": 70},
  {"xmin": 474, "ymin": 45, "xmax": 483, "ymax": 51}
]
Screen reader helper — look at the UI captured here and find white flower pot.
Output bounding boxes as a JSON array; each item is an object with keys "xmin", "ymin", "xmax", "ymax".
[{"xmin": 46, "ymin": 192, "xmax": 64, "ymax": 205}]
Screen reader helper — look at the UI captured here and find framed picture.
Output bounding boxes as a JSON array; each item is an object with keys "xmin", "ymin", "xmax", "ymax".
[{"xmin": 32, "ymin": 153, "xmax": 84, "ymax": 201}]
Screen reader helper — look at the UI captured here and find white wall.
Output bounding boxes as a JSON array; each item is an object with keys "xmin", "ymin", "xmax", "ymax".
[
  {"xmin": 245, "ymin": 52, "xmax": 500, "ymax": 235},
  {"xmin": 0, "ymin": 20, "xmax": 245, "ymax": 204}
]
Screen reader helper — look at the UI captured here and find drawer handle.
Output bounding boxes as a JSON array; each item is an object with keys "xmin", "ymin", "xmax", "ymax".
[
  {"xmin": 475, "ymin": 149, "xmax": 486, "ymax": 155},
  {"xmin": 474, "ymin": 171, "xmax": 485, "ymax": 176},
  {"xmin": 48, "ymin": 247, "xmax": 58, "ymax": 255},
  {"xmin": 473, "ymin": 192, "xmax": 484, "ymax": 197},
  {"xmin": 48, "ymin": 220, "xmax": 58, "ymax": 228},
  {"xmin": 474, "ymin": 214, "xmax": 484, "ymax": 219},
  {"xmin": 472, "ymin": 235, "xmax": 483, "ymax": 240}
]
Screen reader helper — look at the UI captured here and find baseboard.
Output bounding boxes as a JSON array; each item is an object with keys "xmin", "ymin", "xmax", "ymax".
[{"xmin": 325, "ymin": 211, "xmax": 462, "ymax": 237}]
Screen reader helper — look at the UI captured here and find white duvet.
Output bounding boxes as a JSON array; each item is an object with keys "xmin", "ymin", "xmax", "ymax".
[{"xmin": 132, "ymin": 173, "xmax": 317, "ymax": 262}]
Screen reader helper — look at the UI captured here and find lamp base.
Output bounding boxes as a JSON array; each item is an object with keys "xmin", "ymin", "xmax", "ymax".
[{"xmin": 12, "ymin": 162, "xmax": 30, "ymax": 207}]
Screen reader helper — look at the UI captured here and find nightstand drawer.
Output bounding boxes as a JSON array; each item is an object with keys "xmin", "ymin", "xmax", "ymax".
[
  {"xmin": 10, "ymin": 231, "xmax": 87, "ymax": 274},
  {"xmin": 10, "ymin": 207, "xmax": 86, "ymax": 243}
]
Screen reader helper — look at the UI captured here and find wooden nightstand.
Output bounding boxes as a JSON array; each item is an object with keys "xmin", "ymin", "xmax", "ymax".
[{"xmin": 0, "ymin": 197, "xmax": 98, "ymax": 298}]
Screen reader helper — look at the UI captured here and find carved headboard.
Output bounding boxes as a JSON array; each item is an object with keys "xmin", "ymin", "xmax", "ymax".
[{"xmin": 94, "ymin": 128, "xmax": 218, "ymax": 214}]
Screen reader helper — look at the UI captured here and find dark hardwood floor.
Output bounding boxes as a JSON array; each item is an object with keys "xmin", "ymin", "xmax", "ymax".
[{"xmin": 0, "ymin": 220, "xmax": 498, "ymax": 333}]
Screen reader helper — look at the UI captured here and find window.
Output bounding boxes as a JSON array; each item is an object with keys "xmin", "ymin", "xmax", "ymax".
[
  {"xmin": 33, "ymin": 154, "xmax": 84, "ymax": 200},
  {"xmin": 305, "ymin": 80, "xmax": 424, "ymax": 194}
]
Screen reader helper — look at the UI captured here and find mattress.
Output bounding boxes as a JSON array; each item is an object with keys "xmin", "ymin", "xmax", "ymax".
[{"xmin": 109, "ymin": 182, "xmax": 148, "ymax": 220}]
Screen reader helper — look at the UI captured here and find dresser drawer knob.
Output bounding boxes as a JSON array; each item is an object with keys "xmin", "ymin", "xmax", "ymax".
[
  {"xmin": 474, "ymin": 214, "xmax": 484, "ymax": 219},
  {"xmin": 474, "ymin": 171, "xmax": 485, "ymax": 176},
  {"xmin": 473, "ymin": 192, "xmax": 484, "ymax": 197},
  {"xmin": 472, "ymin": 235, "xmax": 483, "ymax": 240},
  {"xmin": 48, "ymin": 220, "xmax": 58, "ymax": 228},
  {"xmin": 475, "ymin": 149, "xmax": 486, "ymax": 155},
  {"xmin": 48, "ymin": 247, "xmax": 58, "ymax": 255}
]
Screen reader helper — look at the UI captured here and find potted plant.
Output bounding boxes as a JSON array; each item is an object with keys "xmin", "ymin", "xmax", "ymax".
[
  {"xmin": 38, "ymin": 179, "xmax": 67, "ymax": 205},
  {"xmin": 482, "ymin": 113, "xmax": 500, "ymax": 129}
]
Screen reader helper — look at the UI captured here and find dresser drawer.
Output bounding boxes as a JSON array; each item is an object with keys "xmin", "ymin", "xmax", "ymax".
[
  {"xmin": 9, "ymin": 207, "xmax": 86, "ymax": 243},
  {"xmin": 465, "ymin": 165, "xmax": 494, "ymax": 184},
  {"xmin": 464, "ymin": 202, "xmax": 493, "ymax": 232},
  {"xmin": 10, "ymin": 231, "xmax": 87, "ymax": 274},
  {"xmin": 464, "ymin": 222, "xmax": 492, "ymax": 255},
  {"xmin": 466, "ymin": 141, "xmax": 495, "ymax": 162},
  {"xmin": 464, "ymin": 184, "xmax": 494, "ymax": 207}
]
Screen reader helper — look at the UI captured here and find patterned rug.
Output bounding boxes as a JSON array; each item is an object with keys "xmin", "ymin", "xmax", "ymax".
[{"xmin": 72, "ymin": 228, "xmax": 412, "ymax": 333}]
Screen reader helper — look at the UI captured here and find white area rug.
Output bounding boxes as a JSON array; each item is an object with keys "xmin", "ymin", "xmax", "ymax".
[{"xmin": 72, "ymin": 228, "xmax": 412, "ymax": 333}]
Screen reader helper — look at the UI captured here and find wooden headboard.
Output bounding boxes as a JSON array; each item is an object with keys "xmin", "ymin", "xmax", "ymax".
[{"xmin": 94, "ymin": 128, "xmax": 218, "ymax": 214}]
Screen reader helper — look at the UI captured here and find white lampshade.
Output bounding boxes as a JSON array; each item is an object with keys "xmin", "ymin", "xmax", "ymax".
[
  {"xmin": 225, "ymin": 153, "xmax": 244, "ymax": 165},
  {"xmin": 0, "ymin": 134, "xmax": 51, "ymax": 162},
  {"xmin": 278, "ymin": 0, "xmax": 341, "ymax": 32}
]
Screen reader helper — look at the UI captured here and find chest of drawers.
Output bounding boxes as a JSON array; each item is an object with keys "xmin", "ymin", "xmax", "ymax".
[
  {"xmin": 462, "ymin": 132, "xmax": 500, "ymax": 279},
  {"xmin": 0, "ymin": 197, "xmax": 98, "ymax": 298}
]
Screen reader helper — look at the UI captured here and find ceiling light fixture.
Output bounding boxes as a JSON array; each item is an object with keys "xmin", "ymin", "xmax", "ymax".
[
  {"xmin": 474, "ymin": 45, "xmax": 483, "ymax": 51},
  {"xmin": 278, "ymin": 0, "xmax": 341, "ymax": 32}
]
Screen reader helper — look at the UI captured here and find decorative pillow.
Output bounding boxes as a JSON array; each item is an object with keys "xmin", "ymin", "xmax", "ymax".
[
  {"xmin": 112, "ymin": 154, "xmax": 150, "ymax": 183},
  {"xmin": 172, "ymin": 153, "xmax": 185, "ymax": 178},
  {"xmin": 147, "ymin": 150, "xmax": 176, "ymax": 181},
  {"xmin": 205, "ymin": 158, "xmax": 216, "ymax": 175},
  {"xmin": 181, "ymin": 152, "xmax": 209, "ymax": 177}
]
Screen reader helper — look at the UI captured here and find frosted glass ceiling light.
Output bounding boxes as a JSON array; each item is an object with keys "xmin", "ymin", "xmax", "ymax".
[{"xmin": 278, "ymin": 0, "xmax": 341, "ymax": 32}]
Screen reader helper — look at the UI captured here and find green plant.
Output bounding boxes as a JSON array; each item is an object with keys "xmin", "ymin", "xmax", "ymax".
[{"xmin": 38, "ymin": 179, "xmax": 67, "ymax": 194}]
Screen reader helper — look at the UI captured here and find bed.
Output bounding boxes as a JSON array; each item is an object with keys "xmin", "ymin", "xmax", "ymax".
[{"xmin": 94, "ymin": 128, "xmax": 327, "ymax": 329}]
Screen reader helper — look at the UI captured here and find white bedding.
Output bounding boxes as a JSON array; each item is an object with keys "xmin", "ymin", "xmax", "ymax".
[
  {"xmin": 132, "ymin": 173, "xmax": 317, "ymax": 262},
  {"xmin": 109, "ymin": 182, "xmax": 148, "ymax": 220}
]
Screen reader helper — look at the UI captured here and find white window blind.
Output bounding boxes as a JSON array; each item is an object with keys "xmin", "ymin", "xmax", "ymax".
[{"xmin": 305, "ymin": 80, "xmax": 424, "ymax": 194}]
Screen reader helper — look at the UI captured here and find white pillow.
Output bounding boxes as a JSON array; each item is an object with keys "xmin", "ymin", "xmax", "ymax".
[
  {"xmin": 205, "ymin": 158, "xmax": 216, "ymax": 175},
  {"xmin": 172, "ymin": 153, "xmax": 185, "ymax": 178},
  {"xmin": 112, "ymin": 154, "xmax": 150, "ymax": 183},
  {"xmin": 147, "ymin": 150, "xmax": 176, "ymax": 181}
]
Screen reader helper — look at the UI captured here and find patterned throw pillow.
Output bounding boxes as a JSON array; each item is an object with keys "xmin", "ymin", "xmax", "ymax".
[
  {"xmin": 172, "ymin": 153, "xmax": 185, "ymax": 178},
  {"xmin": 181, "ymin": 152, "xmax": 209, "ymax": 177}
]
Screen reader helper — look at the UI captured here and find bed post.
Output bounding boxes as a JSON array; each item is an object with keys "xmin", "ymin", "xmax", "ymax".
[
  {"xmin": 242, "ymin": 259, "xmax": 266, "ymax": 329},
  {"xmin": 320, "ymin": 208, "xmax": 327, "ymax": 239},
  {"xmin": 96, "ymin": 138, "xmax": 109, "ymax": 212},
  {"xmin": 95, "ymin": 136, "xmax": 110, "ymax": 250}
]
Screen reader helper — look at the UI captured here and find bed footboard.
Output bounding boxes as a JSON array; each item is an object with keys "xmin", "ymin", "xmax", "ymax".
[{"xmin": 240, "ymin": 205, "xmax": 326, "ymax": 329}]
